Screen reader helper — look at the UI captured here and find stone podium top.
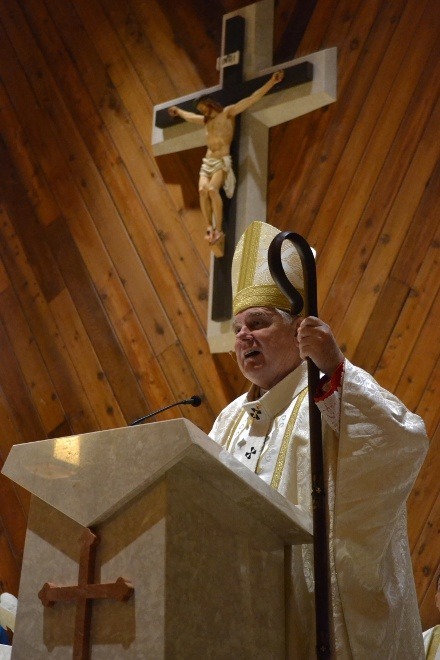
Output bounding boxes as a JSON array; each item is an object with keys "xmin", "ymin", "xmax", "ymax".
[{"xmin": 2, "ymin": 419, "xmax": 312, "ymax": 545}]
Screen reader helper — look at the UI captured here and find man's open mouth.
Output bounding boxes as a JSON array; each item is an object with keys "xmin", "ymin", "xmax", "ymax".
[{"xmin": 244, "ymin": 349, "xmax": 261, "ymax": 359}]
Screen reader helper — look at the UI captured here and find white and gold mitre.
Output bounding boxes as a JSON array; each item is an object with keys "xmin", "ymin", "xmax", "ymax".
[{"xmin": 231, "ymin": 221, "xmax": 305, "ymax": 316}]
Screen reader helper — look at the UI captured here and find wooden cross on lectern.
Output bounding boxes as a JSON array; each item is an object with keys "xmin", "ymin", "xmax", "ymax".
[
  {"xmin": 152, "ymin": 0, "xmax": 336, "ymax": 353},
  {"xmin": 38, "ymin": 528, "xmax": 134, "ymax": 660}
]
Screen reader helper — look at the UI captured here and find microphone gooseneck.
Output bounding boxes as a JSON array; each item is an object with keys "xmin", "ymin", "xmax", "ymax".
[{"xmin": 129, "ymin": 395, "xmax": 202, "ymax": 426}]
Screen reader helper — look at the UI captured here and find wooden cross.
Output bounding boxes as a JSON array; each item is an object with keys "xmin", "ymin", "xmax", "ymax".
[
  {"xmin": 38, "ymin": 528, "xmax": 134, "ymax": 660},
  {"xmin": 152, "ymin": 0, "xmax": 337, "ymax": 353}
]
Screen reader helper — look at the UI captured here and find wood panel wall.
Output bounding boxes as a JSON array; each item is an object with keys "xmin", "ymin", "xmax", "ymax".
[{"xmin": 0, "ymin": 0, "xmax": 438, "ymax": 631}]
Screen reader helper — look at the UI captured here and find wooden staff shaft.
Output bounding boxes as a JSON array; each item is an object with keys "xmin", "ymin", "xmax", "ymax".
[{"xmin": 268, "ymin": 232, "xmax": 331, "ymax": 659}]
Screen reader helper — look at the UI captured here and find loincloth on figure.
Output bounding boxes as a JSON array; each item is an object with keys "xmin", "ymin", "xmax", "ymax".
[{"xmin": 199, "ymin": 155, "xmax": 236, "ymax": 199}]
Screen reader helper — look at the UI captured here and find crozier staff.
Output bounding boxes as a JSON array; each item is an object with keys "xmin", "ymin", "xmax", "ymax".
[
  {"xmin": 209, "ymin": 220, "xmax": 428, "ymax": 658},
  {"xmin": 168, "ymin": 71, "xmax": 284, "ymax": 257}
]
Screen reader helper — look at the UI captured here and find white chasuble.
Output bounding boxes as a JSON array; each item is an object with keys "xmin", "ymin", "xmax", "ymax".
[{"xmin": 210, "ymin": 359, "xmax": 428, "ymax": 659}]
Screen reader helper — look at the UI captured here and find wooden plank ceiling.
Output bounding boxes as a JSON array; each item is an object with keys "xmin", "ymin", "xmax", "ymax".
[{"xmin": 0, "ymin": 0, "xmax": 439, "ymax": 630}]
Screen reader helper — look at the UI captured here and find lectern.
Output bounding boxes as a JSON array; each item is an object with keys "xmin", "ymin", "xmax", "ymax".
[{"xmin": 3, "ymin": 419, "xmax": 312, "ymax": 659}]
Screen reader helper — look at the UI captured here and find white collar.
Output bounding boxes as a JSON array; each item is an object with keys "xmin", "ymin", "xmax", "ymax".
[{"xmin": 243, "ymin": 361, "xmax": 308, "ymax": 420}]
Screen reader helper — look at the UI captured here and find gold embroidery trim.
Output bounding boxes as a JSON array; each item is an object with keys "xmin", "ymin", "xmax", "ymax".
[
  {"xmin": 270, "ymin": 387, "xmax": 308, "ymax": 490},
  {"xmin": 427, "ymin": 625, "xmax": 440, "ymax": 659},
  {"xmin": 224, "ymin": 409, "xmax": 248, "ymax": 452},
  {"xmin": 233, "ymin": 285, "xmax": 295, "ymax": 315},
  {"xmin": 236, "ymin": 220, "xmax": 261, "ymax": 293}
]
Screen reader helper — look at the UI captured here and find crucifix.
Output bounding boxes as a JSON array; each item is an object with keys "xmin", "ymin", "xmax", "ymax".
[
  {"xmin": 38, "ymin": 528, "xmax": 134, "ymax": 660},
  {"xmin": 152, "ymin": 0, "xmax": 337, "ymax": 353}
]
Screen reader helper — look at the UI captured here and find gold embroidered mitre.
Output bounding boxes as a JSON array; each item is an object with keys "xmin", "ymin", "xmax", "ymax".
[{"xmin": 232, "ymin": 221, "xmax": 305, "ymax": 316}]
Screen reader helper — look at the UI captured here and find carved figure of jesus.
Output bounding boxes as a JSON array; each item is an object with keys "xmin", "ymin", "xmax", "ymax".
[{"xmin": 168, "ymin": 70, "xmax": 284, "ymax": 257}]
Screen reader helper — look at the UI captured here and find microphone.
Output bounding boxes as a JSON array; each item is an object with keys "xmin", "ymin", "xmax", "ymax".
[{"xmin": 129, "ymin": 396, "xmax": 202, "ymax": 426}]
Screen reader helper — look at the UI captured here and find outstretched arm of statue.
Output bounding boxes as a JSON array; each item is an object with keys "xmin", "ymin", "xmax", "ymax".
[
  {"xmin": 227, "ymin": 70, "xmax": 285, "ymax": 117},
  {"xmin": 168, "ymin": 106, "xmax": 205, "ymax": 125}
]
